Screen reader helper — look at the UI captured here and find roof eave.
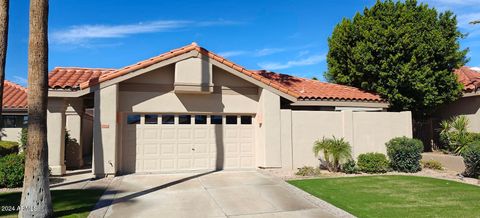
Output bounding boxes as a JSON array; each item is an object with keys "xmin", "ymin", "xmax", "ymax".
[{"xmin": 291, "ymin": 99, "xmax": 389, "ymax": 108}]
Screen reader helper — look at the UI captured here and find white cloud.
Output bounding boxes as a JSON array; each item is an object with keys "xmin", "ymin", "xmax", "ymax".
[
  {"xmin": 218, "ymin": 47, "xmax": 286, "ymax": 58},
  {"xmin": 258, "ymin": 54, "xmax": 326, "ymax": 70},
  {"xmin": 470, "ymin": 66, "xmax": 480, "ymax": 71},
  {"xmin": 254, "ymin": 48, "xmax": 285, "ymax": 57},
  {"xmin": 12, "ymin": 76, "xmax": 27, "ymax": 86},
  {"xmin": 51, "ymin": 20, "xmax": 238, "ymax": 44}
]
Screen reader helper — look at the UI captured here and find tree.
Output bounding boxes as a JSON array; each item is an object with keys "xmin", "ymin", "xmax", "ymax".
[
  {"xmin": 19, "ymin": 0, "xmax": 52, "ymax": 217},
  {"xmin": 0, "ymin": 0, "xmax": 9, "ymax": 140},
  {"xmin": 326, "ymin": 0, "xmax": 467, "ymax": 119}
]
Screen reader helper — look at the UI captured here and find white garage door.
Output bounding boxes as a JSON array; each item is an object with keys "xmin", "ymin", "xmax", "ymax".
[{"xmin": 121, "ymin": 114, "xmax": 255, "ymax": 173}]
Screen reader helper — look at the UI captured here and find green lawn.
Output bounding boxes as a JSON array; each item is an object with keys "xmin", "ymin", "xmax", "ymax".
[
  {"xmin": 289, "ymin": 175, "xmax": 480, "ymax": 218},
  {"xmin": 0, "ymin": 189, "xmax": 104, "ymax": 218}
]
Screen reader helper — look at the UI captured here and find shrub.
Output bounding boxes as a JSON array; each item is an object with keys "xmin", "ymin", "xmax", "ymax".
[
  {"xmin": 386, "ymin": 137, "xmax": 423, "ymax": 173},
  {"xmin": 357, "ymin": 153, "xmax": 389, "ymax": 174},
  {"xmin": 421, "ymin": 160, "xmax": 443, "ymax": 170},
  {"xmin": 439, "ymin": 116, "xmax": 472, "ymax": 154},
  {"xmin": 313, "ymin": 136, "xmax": 352, "ymax": 172},
  {"xmin": 0, "ymin": 153, "xmax": 25, "ymax": 188},
  {"xmin": 342, "ymin": 159, "xmax": 359, "ymax": 174},
  {"xmin": 20, "ymin": 128, "xmax": 28, "ymax": 150},
  {"xmin": 295, "ymin": 166, "xmax": 321, "ymax": 176},
  {"xmin": 461, "ymin": 143, "xmax": 480, "ymax": 178},
  {"xmin": 0, "ymin": 140, "xmax": 19, "ymax": 157}
]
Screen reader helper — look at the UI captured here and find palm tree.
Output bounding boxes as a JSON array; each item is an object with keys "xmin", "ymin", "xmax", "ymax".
[
  {"xmin": 0, "ymin": 0, "xmax": 9, "ymax": 140},
  {"xmin": 19, "ymin": 0, "xmax": 52, "ymax": 217},
  {"xmin": 313, "ymin": 136, "xmax": 352, "ymax": 172}
]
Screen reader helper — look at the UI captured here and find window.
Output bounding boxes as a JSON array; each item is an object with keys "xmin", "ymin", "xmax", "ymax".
[
  {"xmin": 195, "ymin": 115, "xmax": 207, "ymax": 124},
  {"xmin": 241, "ymin": 116, "xmax": 252, "ymax": 124},
  {"xmin": 226, "ymin": 116, "xmax": 237, "ymax": 124},
  {"xmin": 211, "ymin": 115, "xmax": 222, "ymax": 124},
  {"xmin": 162, "ymin": 115, "xmax": 175, "ymax": 124},
  {"xmin": 127, "ymin": 115, "xmax": 141, "ymax": 124},
  {"xmin": 144, "ymin": 114, "xmax": 158, "ymax": 124},
  {"xmin": 2, "ymin": 115, "xmax": 27, "ymax": 128},
  {"xmin": 179, "ymin": 115, "xmax": 191, "ymax": 124}
]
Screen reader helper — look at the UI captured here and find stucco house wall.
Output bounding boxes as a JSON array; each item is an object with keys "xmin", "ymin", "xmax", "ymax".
[
  {"xmin": 434, "ymin": 95, "xmax": 480, "ymax": 132},
  {"xmin": 1, "ymin": 128, "xmax": 22, "ymax": 142}
]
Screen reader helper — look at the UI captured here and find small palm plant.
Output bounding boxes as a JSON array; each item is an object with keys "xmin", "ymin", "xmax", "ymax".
[
  {"xmin": 439, "ymin": 115, "xmax": 471, "ymax": 154},
  {"xmin": 313, "ymin": 136, "xmax": 352, "ymax": 172}
]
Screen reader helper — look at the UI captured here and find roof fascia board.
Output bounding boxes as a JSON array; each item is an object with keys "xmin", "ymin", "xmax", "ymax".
[
  {"xmin": 292, "ymin": 100, "xmax": 389, "ymax": 108},
  {"xmin": 94, "ymin": 51, "xmax": 197, "ymax": 91},
  {"xmin": 204, "ymin": 54, "xmax": 298, "ymax": 102}
]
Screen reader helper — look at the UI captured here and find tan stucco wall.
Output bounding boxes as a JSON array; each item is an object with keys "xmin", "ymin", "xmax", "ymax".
[
  {"xmin": 435, "ymin": 95, "xmax": 480, "ymax": 132},
  {"xmin": 256, "ymin": 89, "xmax": 282, "ymax": 167},
  {"xmin": 65, "ymin": 98, "xmax": 84, "ymax": 169},
  {"xmin": 174, "ymin": 57, "xmax": 212, "ymax": 88},
  {"xmin": 119, "ymin": 64, "xmax": 259, "ymax": 114},
  {"xmin": 47, "ymin": 97, "xmax": 67, "ymax": 175},
  {"xmin": 283, "ymin": 110, "xmax": 412, "ymax": 169},
  {"xmin": 93, "ymin": 84, "xmax": 119, "ymax": 176},
  {"xmin": 1, "ymin": 128, "xmax": 22, "ymax": 142}
]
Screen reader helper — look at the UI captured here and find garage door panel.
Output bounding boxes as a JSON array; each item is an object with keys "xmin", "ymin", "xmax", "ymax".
[
  {"xmin": 160, "ymin": 159, "xmax": 176, "ymax": 170},
  {"xmin": 143, "ymin": 143, "xmax": 159, "ymax": 156},
  {"xmin": 142, "ymin": 128, "xmax": 158, "ymax": 140},
  {"xmin": 122, "ymin": 114, "xmax": 255, "ymax": 173},
  {"xmin": 159, "ymin": 143, "xmax": 176, "ymax": 155},
  {"xmin": 161, "ymin": 128, "xmax": 176, "ymax": 139},
  {"xmin": 177, "ymin": 158, "xmax": 193, "ymax": 169},
  {"xmin": 177, "ymin": 128, "xmax": 192, "ymax": 140}
]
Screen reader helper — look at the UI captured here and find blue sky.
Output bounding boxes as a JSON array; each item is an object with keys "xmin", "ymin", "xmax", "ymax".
[{"xmin": 5, "ymin": 0, "xmax": 480, "ymax": 86}]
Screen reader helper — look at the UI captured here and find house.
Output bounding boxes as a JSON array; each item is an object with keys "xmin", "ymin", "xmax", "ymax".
[
  {"xmin": 5, "ymin": 43, "xmax": 413, "ymax": 176},
  {"xmin": 434, "ymin": 66, "xmax": 480, "ymax": 132},
  {"xmin": 1, "ymin": 80, "xmax": 28, "ymax": 142}
]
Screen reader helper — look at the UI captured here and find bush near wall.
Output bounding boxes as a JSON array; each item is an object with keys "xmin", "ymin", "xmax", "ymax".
[
  {"xmin": 386, "ymin": 137, "xmax": 423, "ymax": 173},
  {"xmin": 0, "ymin": 153, "xmax": 25, "ymax": 188},
  {"xmin": 0, "ymin": 141, "xmax": 19, "ymax": 157},
  {"xmin": 357, "ymin": 153, "xmax": 389, "ymax": 174},
  {"xmin": 461, "ymin": 143, "xmax": 480, "ymax": 178}
]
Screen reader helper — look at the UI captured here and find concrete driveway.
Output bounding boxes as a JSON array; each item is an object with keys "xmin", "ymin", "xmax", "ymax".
[{"xmin": 90, "ymin": 171, "xmax": 349, "ymax": 218}]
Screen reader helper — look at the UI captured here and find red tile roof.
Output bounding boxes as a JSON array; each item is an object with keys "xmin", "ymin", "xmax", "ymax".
[
  {"xmin": 2, "ymin": 80, "xmax": 27, "ymax": 109},
  {"xmin": 71, "ymin": 43, "xmax": 384, "ymax": 102},
  {"xmin": 49, "ymin": 67, "xmax": 115, "ymax": 89},
  {"xmin": 454, "ymin": 66, "xmax": 480, "ymax": 92},
  {"xmin": 252, "ymin": 71, "xmax": 383, "ymax": 101}
]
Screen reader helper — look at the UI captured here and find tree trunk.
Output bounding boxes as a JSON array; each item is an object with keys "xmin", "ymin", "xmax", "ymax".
[
  {"xmin": 19, "ymin": 0, "xmax": 52, "ymax": 217},
  {"xmin": 0, "ymin": 0, "xmax": 9, "ymax": 140}
]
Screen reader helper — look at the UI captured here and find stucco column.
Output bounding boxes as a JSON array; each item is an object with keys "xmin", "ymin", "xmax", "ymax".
[
  {"xmin": 65, "ymin": 99, "xmax": 84, "ymax": 169},
  {"xmin": 47, "ymin": 98, "xmax": 67, "ymax": 176},
  {"xmin": 257, "ymin": 89, "xmax": 282, "ymax": 168},
  {"xmin": 93, "ymin": 84, "xmax": 118, "ymax": 177}
]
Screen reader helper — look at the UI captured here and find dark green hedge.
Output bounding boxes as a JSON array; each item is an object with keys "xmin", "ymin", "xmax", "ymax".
[
  {"xmin": 357, "ymin": 153, "xmax": 389, "ymax": 174},
  {"xmin": 0, "ymin": 153, "xmax": 25, "ymax": 188},
  {"xmin": 386, "ymin": 137, "xmax": 423, "ymax": 173}
]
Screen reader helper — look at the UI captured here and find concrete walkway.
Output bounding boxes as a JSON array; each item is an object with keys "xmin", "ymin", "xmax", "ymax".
[{"xmin": 88, "ymin": 171, "xmax": 351, "ymax": 218}]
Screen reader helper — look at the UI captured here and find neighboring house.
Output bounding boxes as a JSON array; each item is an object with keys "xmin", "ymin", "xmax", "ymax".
[
  {"xmin": 1, "ymin": 80, "xmax": 28, "ymax": 142},
  {"xmin": 435, "ymin": 66, "xmax": 480, "ymax": 132},
  {"xmin": 14, "ymin": 43, "xmax": 412, "ymax": 176}
]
